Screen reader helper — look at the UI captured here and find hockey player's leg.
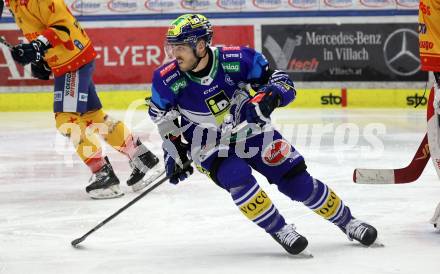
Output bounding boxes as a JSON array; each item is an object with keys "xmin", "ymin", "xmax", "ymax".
[
  {"xmin": 204, "ymin": 154, "xmax": 308, "ymax": 255},
  {"xmin": 246, "ymin": 130, "xmax": 378, "ymax": 246},
  {"xmin": 427, "ymin": 79, "xmax": 440, "ymax": 178},
  {"xmin": 277, "ymin": 171, "xmax": 378, "ymax": 246},
  {"xmin": 85, "ymin": 109, "xmax": 162, "ymax": 191},
  {"xmin": 427, "ymin": 72, "xmax": 440, "ymax": 229},
  {"xmin": 55, "ymin": 112, "xmax": 123, "ymax": 199}
]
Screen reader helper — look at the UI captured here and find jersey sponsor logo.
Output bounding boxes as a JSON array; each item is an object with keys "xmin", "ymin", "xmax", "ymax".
[
  {"xmin": 74, "ymin": 40, "xmax": 84, "ymax": 50},
  {"xmin": 144, "ymin": 0, "xmax": 175, "ymax": 11},
  {"xmin": 395, "ymin": 0, "xmax": 418, "ymax": 8},
  {"xmin": 239, "ymin": 189, "xmax": 273, "ymax": 220},
  {"xmin": 70, "ymin": 0, "xmax": 102, "ymax": 14},
  {"xmin": 164, "ymin": 71, "xmax": 179, "ymax": 84},
  {"xmin": 180, "ymin": 0, "xmax": 210, "ymax": 10},
  {"xmin": 225, "ymin": 74, "xmax": 235, "ymax": 86},
  {"xmin": 359, "ymin": 0, "xmax": 391, "ymax": 8},
  {"xmin": 160, "ymin": 62, "xmax": 176, "ymax": 77},
  {"xmin": 222, "ymin": 62, "xmax": 240, "ymax": 73},
  {"xmin": 288, "ymin": 0, "xmax": 318, "ymax": 9},
  {"xmin": 262, "ymin": 139, "xmax": 291, "ymax": 166},
  {"xmin": 222, "ymin": 53, "xmax": 241, "ymax": 59},
  {"xmin": 323, "ymin": 0, "xmax": 353, "ymax": 8},
  {"xmin": 79, "ymin": 93, "xmax": 88, "ymax": 102},
  {"xmin": 419, "ymin": 1, "xmax": 431, "ymax": 15},
  {"xmin": 64, "ymin": 73, "xmax": 77, "ymax": 97},
  {"xmin": 54, "ymin": 91, "xmax": 63, "ymax": 102},
  {"xmin": 205, "ymin": 90, "xmax": 231, "ymax": 120},
  {"xmin": 203, "ymin": 84, "xmax": 219, "ymax": 95},
  {"xmin": 222, "ymin": 46, "xmax": 241, "ymax": 51},
  {"xmin": 420, "ymin": 40, "xmax": 434, "ymax": 50},
  {"xmin": 107, "ymin": 0, "xmax": 138, "ymax": 12},
  {"xmin": 252, "ymin": 0, "xmax": 282, "ymax": 9},
  {"xmin": 170, "ymin": 78, "xmax": 188, "ymax": 94},
  {"xmin": 216, "ymin": 0, "xmax": 246, "ymax": 10}
]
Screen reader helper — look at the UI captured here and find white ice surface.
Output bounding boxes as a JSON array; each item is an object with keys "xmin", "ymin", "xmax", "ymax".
[{"xmin": 0, "ymin": 109, "xmax": 439, "ymax": 274}]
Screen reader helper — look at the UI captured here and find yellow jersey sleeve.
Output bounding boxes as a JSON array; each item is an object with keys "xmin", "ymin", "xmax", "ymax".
[
  {"xmin": 9, "ymin": 0, "xmax": 96, "ymax": 76},
  {"xmin": 419, "ymin": 0, "xmax": 440, "ymax": 72}
]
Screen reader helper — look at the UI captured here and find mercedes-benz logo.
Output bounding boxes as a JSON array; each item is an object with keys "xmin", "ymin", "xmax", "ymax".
[{"xmin": 383, "ymin": 29, "xmax": 420, "ymax": 76}]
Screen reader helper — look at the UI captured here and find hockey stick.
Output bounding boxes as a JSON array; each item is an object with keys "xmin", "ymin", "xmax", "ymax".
[
  {"xmin": 71, "ymin": 121, "xmax": 257, "ymax": 247},
  {"xmin": 353, "ymin": 134, "xmax": 430, "ymax": 184},
  {"xmin": 353, "ymin": 84, "xmax": 435, "ymax": 184},
  {"xmin": 71, "ymin": 161, "xmax": 191, "ymax": 247},
  {"xmin": 0, "ymin": 35, "xmax": 13, "ymax": 49}
]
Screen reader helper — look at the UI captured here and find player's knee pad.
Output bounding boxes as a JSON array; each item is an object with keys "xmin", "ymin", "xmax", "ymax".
[
  {"xmin": 274, "ymin": 160, "xmax": 313, "ymax": 202},
  {"xmin": 55, "ymin": 112, "xmax": 81, "ymax": 138},
  {"xmin": 212, "ymin": 156, "xmax": 253, "ymax": 191}
]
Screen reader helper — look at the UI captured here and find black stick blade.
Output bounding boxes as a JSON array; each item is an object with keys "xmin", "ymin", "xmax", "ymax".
[{"xmin": 71, "ymin": 236, "xmax": 86, "ymax": 247}]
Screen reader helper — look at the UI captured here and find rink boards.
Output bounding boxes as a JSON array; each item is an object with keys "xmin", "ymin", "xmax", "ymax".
[{"xmin": 0, "ymin": 88, "xmax": 429, "ymax": 111}]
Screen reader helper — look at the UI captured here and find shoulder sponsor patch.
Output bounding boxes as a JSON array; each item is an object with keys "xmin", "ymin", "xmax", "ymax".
[
  {"xmin": 223, "ymin": 53, "xmax": 242, "ymax": 59},
  {"xmin": 222, "ymin": 46, "xmax": 241, "ymax": 51},
  {"xmin": 222, "ymin": 62, "xmax": 240, "ymax": 72},
  {"xmin": 170, "ymin": 78, "xmax": 188, "ymax": 94},
  {"xmin": 164, "ymin": 71, "xmax": 180, "ymax": 84},
  {"xmin": 160, "ymin": 62, "xmax": 177, "ymax": 77}
]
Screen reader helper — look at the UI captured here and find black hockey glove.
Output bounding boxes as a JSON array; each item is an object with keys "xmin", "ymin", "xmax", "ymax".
[
  {"xmin": 162, "ymin": 135, "xmax": 194, "ymax": 184},
  {"xmin": 12, "ymin": 38, "xmax": 51, "ymax": 66},
  {"xmin": 31, "ymin": 60, "xmax": 52, "ymax": 80},
  {"xmin": 245, "ymin": 88, "xmax": 281, "ymax": 126},
  {"xmin": 0, "ymin": 1, "xmax": 4, "ymax": 20}
]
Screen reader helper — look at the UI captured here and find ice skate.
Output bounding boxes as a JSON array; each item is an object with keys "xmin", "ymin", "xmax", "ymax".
[
  {"xmin": 86, "ymin": 157, "xmax": 123, "ymax": 199},
  {"xmin": 127, "ymin": 141, "xmax": 163, "ymax": 192},
  {"xmin": 340, "ymin": 218, "xmax": 378, "ymax": 247},
  {"xmin": 271, "ymin": 224, "xmax": 311, "ymax": 256}
]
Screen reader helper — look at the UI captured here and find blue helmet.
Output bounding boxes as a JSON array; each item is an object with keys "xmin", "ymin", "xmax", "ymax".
[{"xmin": 166, "ymin": 14, "xmax": 213, "ymax": 48}]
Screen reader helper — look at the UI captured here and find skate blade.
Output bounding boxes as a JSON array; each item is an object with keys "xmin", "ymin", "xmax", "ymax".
[
  {"xmin": 88, "ymin": 185, "xmax": 124, "ymax": 199},
  {"xmin": 288, "ymin": 249, "xmax": 313, "ymax": 258},
  {"xmin": 131, "ymin": 165, "xmax": 165, "ymax": 192}
]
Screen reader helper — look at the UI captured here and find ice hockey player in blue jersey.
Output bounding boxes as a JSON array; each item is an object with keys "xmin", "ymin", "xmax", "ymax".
[{"xmin": 148, "ymin": 14, "xmax": 378, "ymax": 255}]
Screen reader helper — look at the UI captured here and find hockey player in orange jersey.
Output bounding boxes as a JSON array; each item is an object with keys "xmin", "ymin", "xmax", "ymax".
[
  {"xmin": 2, "ymin": 0, "xmax": 162, "ymax": 199},
  {"xmin": 419, "ymin": 0, "xmax": 440, "ymax": 228}
]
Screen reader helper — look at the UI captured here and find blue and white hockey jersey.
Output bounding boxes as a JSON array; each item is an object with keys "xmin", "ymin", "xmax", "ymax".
[{"xmin": 148, "ymin": 46, "xmax": 295, "ymax": 152}]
